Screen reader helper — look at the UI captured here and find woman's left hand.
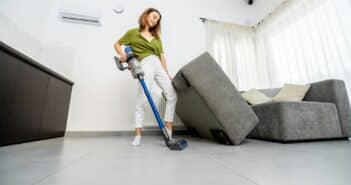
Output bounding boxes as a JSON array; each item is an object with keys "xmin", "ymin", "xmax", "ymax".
[{"xmin": 167, "ymin": 73, "xmax": 173, "ymax": 81}]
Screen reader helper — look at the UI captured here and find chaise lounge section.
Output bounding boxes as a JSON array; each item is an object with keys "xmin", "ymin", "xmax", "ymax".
[{"xmin": 248, "ymin": 79, "xmax": 351, "ymax": 142}]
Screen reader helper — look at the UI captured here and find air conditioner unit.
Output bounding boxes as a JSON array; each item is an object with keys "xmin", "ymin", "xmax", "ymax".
[{"xmin": 59, "ymin": 11, "xmax": 101, "ymax": 26}]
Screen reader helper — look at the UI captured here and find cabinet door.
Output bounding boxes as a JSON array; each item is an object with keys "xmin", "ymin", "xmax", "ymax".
[
  {"xmin": 6, "ymin": 61, "xmax": 49, "ymax": 144},
  {"xmin": 40, "ymin": 77, "xmax": 72, "ymax": 139},
  {"xmin": 0, "ymin": 51, "xmax": 19, "ymax": 146}
]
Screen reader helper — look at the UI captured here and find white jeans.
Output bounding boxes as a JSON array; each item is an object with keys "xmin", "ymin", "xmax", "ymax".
[{"xmin": 134, "ymin": 55, "xmax": 178, "ymax": 128}]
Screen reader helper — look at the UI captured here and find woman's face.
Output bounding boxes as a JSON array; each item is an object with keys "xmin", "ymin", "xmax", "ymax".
[{"xmin": 147, "ymin": 11, "xmax": 160, "ymax": 28}]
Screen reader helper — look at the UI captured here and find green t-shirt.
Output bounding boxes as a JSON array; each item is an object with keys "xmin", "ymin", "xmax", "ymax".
[{"xmin": 118, "ymin": 28, "xmax": 164, "ymax": 61}]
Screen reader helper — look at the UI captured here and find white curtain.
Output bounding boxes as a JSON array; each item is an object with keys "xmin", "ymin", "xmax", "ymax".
[
  {"xmin": 205, "ymin": 20, "xmax": 268, "ymax": 90},
  {"xmin": 205, "ymin": 0, "xmax": 351, "ymax": 95}
]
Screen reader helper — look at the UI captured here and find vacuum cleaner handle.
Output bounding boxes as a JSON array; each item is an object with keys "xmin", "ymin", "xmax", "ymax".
[
  {"xmin": 114, "ymin": 56, "xmax": 129, "ymax": 71},
  {"xmin": 114, "ymin": 46, "xmax": 144, "ymax": 79}
]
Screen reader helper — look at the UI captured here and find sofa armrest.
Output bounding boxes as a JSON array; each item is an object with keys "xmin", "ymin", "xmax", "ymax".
[
  {"xmin": 304, "ymin": 79, "xmax": 351, "ymax": 137},
  {"xmin": 172, "ymin": 71, "xmax": 190, "ymax": 92}
]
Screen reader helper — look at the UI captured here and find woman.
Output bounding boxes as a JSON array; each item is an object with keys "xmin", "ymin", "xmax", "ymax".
[{"xmin": 114, "ymin": 8, "xmax": 177, "ymax": 146}]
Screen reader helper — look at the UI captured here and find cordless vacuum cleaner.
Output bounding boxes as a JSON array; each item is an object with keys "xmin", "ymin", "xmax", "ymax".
[{"xmin": 114, "ymin": 46, "xmax": 188, "ymax": 151}]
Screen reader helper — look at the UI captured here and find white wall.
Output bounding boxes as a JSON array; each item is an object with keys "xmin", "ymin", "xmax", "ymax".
[
  {"xmin": 0, "ymin": 0, "xmax": 53, "ymax": 61},
  {"xmin": 245, "ymin": 0, "xmax": 288, "ymax": 25},
  {"xmin": 0, "ymin": 0, "xmax": 76, "ymax": 78},
  {"xmin": 0, "ymin": 0, "xmax": 282, "ymax": 131}
]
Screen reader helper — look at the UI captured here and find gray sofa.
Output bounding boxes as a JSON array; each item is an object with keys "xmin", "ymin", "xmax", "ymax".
[
  {"xmin": 172, "ymin": 52, "xmax": 258, "ymax": 145},
  {"xmin": 248, "ymin": 79, "xmax": 351, "ymax": 142}
]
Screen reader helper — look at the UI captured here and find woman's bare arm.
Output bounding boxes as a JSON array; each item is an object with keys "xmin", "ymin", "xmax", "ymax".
[
  {"xmin": 114, "ymin": 41, "xmax": 127, "ymax": 62},
  {"xmin": 160, "ymin": 54, "xmax": 172, "ymax": 80}
]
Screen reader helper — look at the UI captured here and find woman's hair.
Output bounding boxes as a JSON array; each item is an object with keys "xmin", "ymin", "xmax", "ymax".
[{"xmin": 138, "ymin": 8, "xmax": 162, "ymax": 38}]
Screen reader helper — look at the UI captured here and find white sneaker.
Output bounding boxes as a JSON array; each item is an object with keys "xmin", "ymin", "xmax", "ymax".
[{"xmin": 131, "ymin": 136, "xmax": 141, "ymax": 146}]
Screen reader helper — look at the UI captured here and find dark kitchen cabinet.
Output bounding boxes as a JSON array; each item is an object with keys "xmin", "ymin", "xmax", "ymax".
[
  {"xmin": 0, "ymin": 41, "xmax": 74, "ymax": 146},
  {"xmin": 40, "ymin": 77, "xmax": 72, "ymax": 139},
  {"xmin": 0, "ymin": 52, "xmax": 19, "ymax": 145},
  {"xmin": 6, "ymin": 61, "xmax": 49, "ymax": 144}
]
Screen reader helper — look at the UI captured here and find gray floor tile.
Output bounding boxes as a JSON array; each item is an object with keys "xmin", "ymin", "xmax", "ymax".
[{"xmin": 0, "ymin": 136, "xmax": 350, "ymax": 185}]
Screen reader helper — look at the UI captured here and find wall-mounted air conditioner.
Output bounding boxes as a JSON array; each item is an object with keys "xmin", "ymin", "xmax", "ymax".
[
  {"xmin": 58, "ymin": 0, "xmax": 102, "ymax": 26},
  {"xmin": 59, "ymin": 12, "xmax": 101, "ymax": 26}
]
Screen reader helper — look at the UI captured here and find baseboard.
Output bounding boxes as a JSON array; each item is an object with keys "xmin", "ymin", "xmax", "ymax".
[
  {"xmin": 64, "ymin": 125, "xmax": 189, "ymax": 137},
  {"xmin": 248, "ymin": 136, "xmax": 349, "ymax": 143}
]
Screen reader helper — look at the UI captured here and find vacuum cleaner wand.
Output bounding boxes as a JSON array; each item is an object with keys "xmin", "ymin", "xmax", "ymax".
[{"xmin": 114, "ymin": 46, "xmax": 188, "ymax": 151}]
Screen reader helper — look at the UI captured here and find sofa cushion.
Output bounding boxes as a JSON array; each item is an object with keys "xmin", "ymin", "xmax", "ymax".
[
  {"xmin": 241, "ymin": 84, "xmax": 310, "ymax": 103},
  {"xmin": 273, "ymin": 84, "xmax": 311, "ymax": 102},
  {"xmin": 241, "ymin": 89, "xmax": 273, "ymax": 105}
]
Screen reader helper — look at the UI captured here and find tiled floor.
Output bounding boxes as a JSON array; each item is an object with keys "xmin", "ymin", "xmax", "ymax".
[{"xmin": 0, "ymin": 136, "xmax": 350, "ymax": 185}]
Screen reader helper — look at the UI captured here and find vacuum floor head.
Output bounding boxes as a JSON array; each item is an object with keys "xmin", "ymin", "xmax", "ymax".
[{"xmin": 167, "ymin": 139, "xmax": 188, "ymax": 151}]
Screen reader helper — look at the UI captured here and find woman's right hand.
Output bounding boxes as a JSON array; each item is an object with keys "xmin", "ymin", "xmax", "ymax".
[{"xmin": 120, "ymin": 53, "xmax": 127, "ymax": 63}]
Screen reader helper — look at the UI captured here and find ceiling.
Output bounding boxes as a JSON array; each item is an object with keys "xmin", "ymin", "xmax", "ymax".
[{"xmin": 243, "ymin": 0, "xmax": 288, "ymax": 25}]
